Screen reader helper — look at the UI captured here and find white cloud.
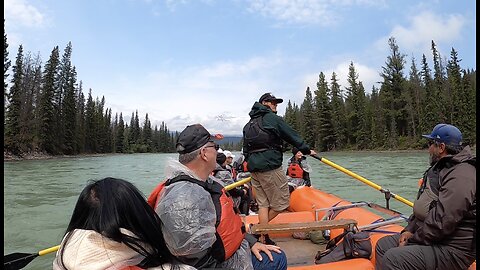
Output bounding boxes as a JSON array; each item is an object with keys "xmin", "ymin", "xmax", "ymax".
[
  {"xmin": 4, "ymin": 0, "xmax": 46, "ymax": 27},
  {"xmin": 245, "ymin": 0, "xmax": 386, "ymax": 26},
  {"xmin": 375, "ymin": 10, "xmax": 465, "ymax": 60},
  {"xmin": 98, "ymin": 53, "xmax": 299, "ymax": 135}
]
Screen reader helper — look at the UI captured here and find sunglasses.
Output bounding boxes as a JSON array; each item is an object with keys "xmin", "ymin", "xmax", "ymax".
[
  {"xmin": 204, "ymin": 143, "xmax": 220, "ymax": 151},
  {"xmin": 427, "ymin": 140, "xmax": 442, "ymax": 147}
]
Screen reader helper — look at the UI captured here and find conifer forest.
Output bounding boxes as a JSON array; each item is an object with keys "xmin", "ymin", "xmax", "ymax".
[{"xmin": 4, "ymin": 26, "xmax": 476, "ymax": 157}]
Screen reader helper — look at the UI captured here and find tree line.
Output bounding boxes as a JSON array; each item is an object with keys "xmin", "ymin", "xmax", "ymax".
[
  {"xmin": 4, "ymin": 25, "xmax": 476, "ymax": 156},
  {"xmin": 4, "ymin": 27, "xmax": 176, "ymax": 157},
  {"xmin": 283, "ymin": 37, "xmax": 476, "ymax": 152}
]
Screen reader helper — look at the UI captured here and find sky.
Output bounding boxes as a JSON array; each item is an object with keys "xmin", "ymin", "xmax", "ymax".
[{"xmin": 4, "ymin": 0, "xmax": 476, "ymax": 136}]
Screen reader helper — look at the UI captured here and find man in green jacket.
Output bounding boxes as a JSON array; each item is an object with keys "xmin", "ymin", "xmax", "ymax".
[{"xmin": 242, "ymin": 92, "xmax": 317, "ymax": 245}]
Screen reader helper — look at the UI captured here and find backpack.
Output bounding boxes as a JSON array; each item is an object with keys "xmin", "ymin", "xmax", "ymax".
[{"xmin": 314, "ymin": 230, "xmax": 372, "ymax": 264}]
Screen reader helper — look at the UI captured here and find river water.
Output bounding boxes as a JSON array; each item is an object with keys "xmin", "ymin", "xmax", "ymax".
[{"xmin": 5, "ymin": 151, "xmax": 432, "ymax": 269}]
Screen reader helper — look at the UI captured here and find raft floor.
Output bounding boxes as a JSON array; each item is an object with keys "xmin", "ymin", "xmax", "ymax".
[{"xmin": 274, "ymin": 237, "xmax": 326, "ymax": 267}]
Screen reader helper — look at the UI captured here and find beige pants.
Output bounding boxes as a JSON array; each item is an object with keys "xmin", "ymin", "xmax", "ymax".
[{"xmin": 251, "ymin": 167, "xmax": 290, "ymax": 212}]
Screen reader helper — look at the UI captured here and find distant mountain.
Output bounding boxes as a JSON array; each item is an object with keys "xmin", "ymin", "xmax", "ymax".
[{"xmin": 218, "ymin": 136, "xmax": 242, "ymax": 145}]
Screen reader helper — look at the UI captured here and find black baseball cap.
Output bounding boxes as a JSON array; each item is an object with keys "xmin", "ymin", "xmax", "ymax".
[
  {"xmin": 176, "ymin": 124, "xmax": 223, "ymax": 154},
  {"xmin": 259, "ymin": 92, "xmax": 283, "ymax": 104}
]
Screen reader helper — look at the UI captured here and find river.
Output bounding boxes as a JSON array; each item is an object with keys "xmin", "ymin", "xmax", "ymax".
[{"xmin": 5, "ymin": 151, "xmax": 432, "ymax": 269}]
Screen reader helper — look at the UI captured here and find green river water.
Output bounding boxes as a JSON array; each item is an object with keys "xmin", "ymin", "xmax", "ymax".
[{"xmin": 5, "ymin": 151, "xmax": 434, "ymax": 269}]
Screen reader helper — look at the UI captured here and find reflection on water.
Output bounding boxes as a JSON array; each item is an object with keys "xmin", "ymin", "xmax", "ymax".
[{"xmin": 4, "ymin": 151, "xmax": 430, "ymax": 269}]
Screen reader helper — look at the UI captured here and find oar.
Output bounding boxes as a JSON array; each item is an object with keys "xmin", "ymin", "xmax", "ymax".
[
  {"xmin": 4, "ymin": 177, "xmax": 253, "ymax": 270},
  {"xmin": 311, "ymin": 155, "xmax": 414, "ymax": 208},
  {"xmin": 225, "ymin": 176, "xmax": 251, "ymax": 191},
  {"xmin": 4, "ymin": 245, "xmax": 60, "ymax": 270}
]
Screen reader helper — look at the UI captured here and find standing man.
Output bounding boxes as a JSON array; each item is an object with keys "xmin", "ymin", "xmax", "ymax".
[
  {"xmin": 375, "ymin": 123, "xmax": 476, "ymax": 270},
  {"xmin": 243, "ymin": 92, "xmax": 317, "ymax": 245},
  {"xmin": 149, "ymin": 124, "xmax": 287, "ymax": 270}
]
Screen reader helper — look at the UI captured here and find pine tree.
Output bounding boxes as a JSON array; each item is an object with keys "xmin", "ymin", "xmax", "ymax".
[
  {"xmin": 314, "ymin": 72, "xmax": 335, "ymax": 151},
  {"xmin": 85, "ymin": 89, "xmax": 96, "ymax": 152},
  {"xmin": 446, "ymin": 48, "xmax": 463, "ymax": 124},
  {"xmin": 300, "ymin": 87, "xmax": 315, "ymax": 148},
  {"xmin": 380, "ymin": 37, "xmax": 407, "ymax": 147},
  {"xmin": 420, "ymin": 54, "xmax": 435, "ymax": 133},
  {"xmin": 431, "ymin": 40, "xmax": 447, "ymax": 122},
  {"xmin": 115, "ymin": 112, "xmax": 125, "ymax": 153},
  {"xmin": 38, "ymin": 46, "xmax": 60, "ymax": 154},
  {"xmin": 75, "ymin": 81, "xmax": 86, "ymax": 153},
  {"xmin": 344, "ymin": 61, "xmax": 368, "ymax": 147},
  {"xmin": 459, "ymin": 70, "xmax": 476, "ymax": 145},
  {"xmin": 4, "ymin": 22, "xmax": 11, "ymax": 117},
  {"xmin": 54, "ymin": 42, "xmax": 74, "ymax": 153},
  {"xmin": 143, "ymin": 113, "xmax": 153, "ymax": 151},
  {"xmin": 20, "ymin": 52, "xmax": 42, "ymax": 152},
  {"xmin": 329, "ymin": 72, "xmax": 347, "ymax": 148},
  {"xmin": 63, "ymin": 66, "xmax": 77, "ymax": 154},
  {"xmin": 405, "ymin": 57, "xmax": 423, "ymax": 138},
  {"xmin": 5, "ymin": 45, "xmax": 24, "ymax": 155}
]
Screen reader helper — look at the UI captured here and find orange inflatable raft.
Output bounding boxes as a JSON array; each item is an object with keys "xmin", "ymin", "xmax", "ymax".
[{"xmin": 244, "ymin": 185, "xmax": 476, "ymax": 270}]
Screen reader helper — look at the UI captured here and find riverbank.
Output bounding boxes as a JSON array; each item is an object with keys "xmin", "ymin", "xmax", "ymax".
[
  {"xmin": 3, "ymin": 151, "xmax": 110, "ymax": 162},
  {"xmin": 4, "ymin": 145, "xmax": 475, "ymax": 162}
]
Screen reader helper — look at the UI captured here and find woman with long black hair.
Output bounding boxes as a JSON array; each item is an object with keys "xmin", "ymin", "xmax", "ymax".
[{"xmin": 53, "ymin": 177, "xmax": 193, "ymax": 270}]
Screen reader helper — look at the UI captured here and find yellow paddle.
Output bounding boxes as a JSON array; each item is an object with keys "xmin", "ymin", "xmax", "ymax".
[
  {"xmin": 4, "ymin": 177, "xmax": 252, "ymax": 270},
  {"xmin": 311, "ymin": 155, "xmax": 413, "ymax": 208},
  {"xmin": 4, "ymin": 245, "xmax": 61, "ymax": 270}
]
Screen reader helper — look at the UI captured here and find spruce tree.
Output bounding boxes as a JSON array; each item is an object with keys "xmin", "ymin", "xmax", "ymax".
[
  {"xmin": 329, "ymin": 72, "xmax": 347, "ymax": 148},
  {"xmin": 38, "ymin": 46, "xmax": 60, "ymax": 154},
  {"xmin": 63, "ymin": 66, "xmax": 77, "ymax": 154},
  {"xmin": 4, "ymin": 23, "xmax": 11, "ymax": 116},
  {"xmin": 300, "ymin": 87, "xmax": 315, "ymax": 148},
  {"xmin": 314, "ymin": 72, "xmax": 335, "ymax": 151},
  {"xmin": 420, "ymin": 54, "xmax": 435, "ymax": 133},
  {"xmin": 115, "ymin": 112, "xmax": 125, "ymax": 153},
  {"xmin": 5, "ymin": 45, "xmax": 24, "ymax": 155},
  {"xmin": 431, "ymin": 41, "xmax": 447, "ymax": 122},
  {"xmin": 85, "ymin": 89, "xmax": 96, "ymax": 152},
  {"xmin": 380, "ymin": 37, "xmax": 407, "ymax": 147}
]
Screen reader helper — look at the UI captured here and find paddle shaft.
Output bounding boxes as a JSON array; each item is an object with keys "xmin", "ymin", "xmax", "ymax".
[
  {"xmin": 225, "ymin": 176, "xmax": 251, "ymax": 191},
  {"xmin": 4, "ymin": 245, "xmax": 60, "ymax": 270},
  {"xmin": 311, "ymin": 155, "xmax": 414, "ymax": 207}
]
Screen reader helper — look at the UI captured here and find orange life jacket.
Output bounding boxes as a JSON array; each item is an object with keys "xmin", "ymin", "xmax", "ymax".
[
  {"xmin": 287, "ymin": 162, "xmax": 304, "ymax": 178},
  {"xmin": 242, "ymin": 161, "xmax": 248, "ymax": 172},
  {"xmin": 147, "ymin": 175, "xmax": 245, "ymax": 262}
]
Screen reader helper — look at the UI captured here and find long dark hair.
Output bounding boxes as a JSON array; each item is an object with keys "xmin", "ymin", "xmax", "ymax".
[{"xmin": 58, "ymin": 177, "xmax": 173, "ymax": 269}]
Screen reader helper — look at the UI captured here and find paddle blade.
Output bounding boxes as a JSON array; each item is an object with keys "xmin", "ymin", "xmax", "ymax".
[{"xmin": 4, "ymin": 253, "xmax": 38, "ymax": 270}]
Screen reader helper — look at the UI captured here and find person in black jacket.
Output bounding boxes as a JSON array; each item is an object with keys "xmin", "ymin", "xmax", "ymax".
[
  {"xmin": 242, "ymin": 92, "xmax": 317, "ymax": 245},
  {"xmin": 375, "ymin": 123, "xmax": 476, "ymax": 270}
]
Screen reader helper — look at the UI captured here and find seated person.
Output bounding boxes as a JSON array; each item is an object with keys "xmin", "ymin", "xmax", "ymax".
[
  {"xmin": 149, "ymin": 123, "xmax": 287, "ymax": 269},
  {"xmin": 286, "ymin": 147, "xmax": 312, "ymax": 193},
  {"xmin": 53, "ymin": 177, "xmax": 192, "ymax": 270},
  {"xmin": 213, "ymin": 152, "xmax": 248, "ymax": 213}
]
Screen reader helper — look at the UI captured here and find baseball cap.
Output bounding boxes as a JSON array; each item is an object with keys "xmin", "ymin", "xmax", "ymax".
[
  {"xmin": 223, "ymin": 150, "xmax": 235, "ymax": 159},
  {"xmin": 422, "ymin": 123, "xmax": 462, "ymax": 146},
  {"xmin": 176, "ymin": 124, "xmax": 223, "ymax": 154},
  {"xmin": 259, "ymin": 92, "xmax": 283, "ymax": 104}
]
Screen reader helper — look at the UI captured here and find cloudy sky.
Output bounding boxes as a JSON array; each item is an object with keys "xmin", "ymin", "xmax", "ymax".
[{"xmin": 4, "ymin": 0, "xmax": 476, "ymax": 135}]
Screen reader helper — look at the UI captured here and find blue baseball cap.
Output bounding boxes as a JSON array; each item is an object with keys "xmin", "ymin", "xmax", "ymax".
[{"xmin": 422, "ymin": 123, "xmax": 462, "ymax": 146}]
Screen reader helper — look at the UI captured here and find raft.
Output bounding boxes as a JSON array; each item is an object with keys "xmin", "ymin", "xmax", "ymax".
[{"xmin": 244, "ymin": 185, "xmax": 477, "ymax": 270}]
